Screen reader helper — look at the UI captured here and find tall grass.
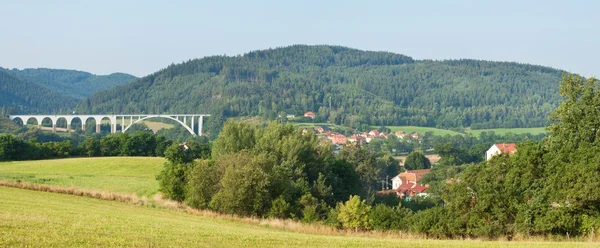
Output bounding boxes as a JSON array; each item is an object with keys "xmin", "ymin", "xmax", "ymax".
[{"xmin": 1, "ymin": 180, "xmax": 597, "ymax": 243}]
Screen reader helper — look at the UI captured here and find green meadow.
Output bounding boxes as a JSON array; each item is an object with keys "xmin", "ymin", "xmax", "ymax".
[
  {"xmin": 466, "ymin": 127, "xmax": 547, "ymax": 136},
  {"xmin": 377, "ymin": 126, "xmax": 462, "ymax": 136},
  {"xmin": 0, "ymin": 186, "xmax": 589, "ymax": 248},
  {"xmin": 0, "ymin": 157, "xmax": 164, "ymax": 196}
]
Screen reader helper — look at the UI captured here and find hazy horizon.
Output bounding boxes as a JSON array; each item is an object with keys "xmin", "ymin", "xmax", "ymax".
[{"xmin": 1, "ymin": 0, "xmax": 598, "ymax": 78}]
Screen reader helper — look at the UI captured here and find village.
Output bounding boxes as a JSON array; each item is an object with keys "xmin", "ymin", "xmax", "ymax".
[{"xmin": 298, "ymin": 111, "xmax": 517, "ymax": 201}]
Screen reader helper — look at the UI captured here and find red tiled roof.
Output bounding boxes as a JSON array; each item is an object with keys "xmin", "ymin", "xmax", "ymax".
[
  {"xmin": 395, "ymin": 182, "xmax": 415, "ymax": 193},
  {"xmin": 397, "ymin": 169, "xmax": 431, "ymax": 183},
  {"xmin": 409, "ymin": 169, "xmax": 431, "ymax": 178},
  {"xmin": 412, "ymin": 185, "xmax": 428, "ymax": 193},
  {"xmin": 495, "ymin": 143, "xmax": 517, "ymax": 153}
]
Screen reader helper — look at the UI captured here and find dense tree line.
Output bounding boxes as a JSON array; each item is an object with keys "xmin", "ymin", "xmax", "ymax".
[
  {"xmin": 159, "ymin": 120, "xmax": 380, "ymax": 221},
  {"xmin": 410, "ymin": 74, "xmax": 600, "ymax": 239},
  {"xmin": 0, "ymin": 130, "xmax": 208, "ymax": 161},
  {"xmin": 77, "ymin": 45, "xmax": 564, "ymax": 137}
]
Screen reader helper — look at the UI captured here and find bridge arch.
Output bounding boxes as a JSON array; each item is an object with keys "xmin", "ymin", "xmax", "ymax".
[
  {"xmin": 40, "ymin": 117, "xmax": 54, "ymax": 128},
  {"xmin": 25, "ymin": 117, "xmax": 40, "ymax": 126},
  {"xmin": 123, "ymin": 116, "xmax": 195, "ymax": 136},
  {"xmin": 11, "ymin": 117, "xmax": 24, "ymax": 126}
]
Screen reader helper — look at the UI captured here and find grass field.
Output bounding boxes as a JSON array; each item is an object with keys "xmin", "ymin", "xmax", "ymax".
[
  {"xmin": 0, "ymin": 186, "xmax": 590, "ymax": 248},
  {"xmin": 141, "ymin": 120, "xmax": 174, "ymax": 131},
  {"xmin": 293, "ymin": 122, "xmax": 348, "ymax": 130},
  {"xmin": 466, "ymin": 127, "xmax": 548, "ymax": 136},
  {"xmin": 380, "ymin": 126, "xmax": 462, "ymax": 136},
  {"xmin": 0, "ymin": 157, "xmax": 164, "ymax": 196}
]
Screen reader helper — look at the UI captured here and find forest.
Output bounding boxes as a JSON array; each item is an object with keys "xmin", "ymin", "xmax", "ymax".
[
  {"xmin": 156, "ymin": 73, "xmax": 600, "ymax": 239},
  {"xmin": 5, "ymin": 68, "xmax": 136, "ymax": 99},
  {"xmin": 76, "ymin": 45, "xmax": 565, "ymax": 134},
  {"xmin": 0, "ymin": 69, "xmax": 78, "ymax": 113},
  {"xmin": 0, "ymin": 67, "xmax": 136, "ymax": 114}
]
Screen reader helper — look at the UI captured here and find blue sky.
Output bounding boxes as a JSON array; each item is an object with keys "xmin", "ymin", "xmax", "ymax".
[{"xmin": 0, "ymin": 0, "xmax": 598, "ymax": 77}]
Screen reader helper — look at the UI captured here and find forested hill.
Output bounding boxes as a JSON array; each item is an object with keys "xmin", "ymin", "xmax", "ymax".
[
  {"xmin": 4, "ymin": 68, "xmax": 137, "ymax": 99},
  {"xmin": 77, "ymin": 45, "xmax": 565, "ymax": 130},
  {"xmin": 0, "ymin": 70, "xmax": 78, "ymax": 114}
]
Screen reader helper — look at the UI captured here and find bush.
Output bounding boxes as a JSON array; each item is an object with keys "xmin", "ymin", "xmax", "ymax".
[
  {"xmin": 370, "ymin": 204, "xmax": 412, "ymax": 230},
  {"xmin": 185, "ymin": 160, "xmax": 219, "ymax": 208},
  {"xmin": 268, "ymin": 196, "xmax": 291, "ymax": 219},
  {"xmin": 337, "ymin": 195, "xmax": 372, "ymax": 231}
]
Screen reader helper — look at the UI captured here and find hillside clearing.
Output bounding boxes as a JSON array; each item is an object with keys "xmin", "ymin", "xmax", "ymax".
[
  {"xmin": 377, "ymin": 126, "xmax": 462, "ymax": 136},
  {"xmin": 466, "ymin": 127, "xmax": 547, "ymax": 136},
  {"xmin": 0, "ymin": 186, "xmax": 589, "ymax": 247},
  {"xmin": 0, "ymin": 157, "xmax": 163, "ymax": 196}
]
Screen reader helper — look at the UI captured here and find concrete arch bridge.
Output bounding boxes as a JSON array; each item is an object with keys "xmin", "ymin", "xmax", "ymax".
[{"xmin": 8, "ymin": 114, "xmax": 210, "ymax": 136}]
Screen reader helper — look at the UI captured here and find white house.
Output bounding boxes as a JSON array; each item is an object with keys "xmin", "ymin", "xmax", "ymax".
[{"xmin": 486, "ymin": 143, "xmax": 517, "ymax": 161}]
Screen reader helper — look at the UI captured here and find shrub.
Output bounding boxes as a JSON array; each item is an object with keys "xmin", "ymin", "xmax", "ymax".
[
  {"xmin": 337, "ymin": 195, "xmax": 372, "ymax": 231},
  {"xmin": 370, "ymin": 204, "xmax": 412, "ymax": 230}
]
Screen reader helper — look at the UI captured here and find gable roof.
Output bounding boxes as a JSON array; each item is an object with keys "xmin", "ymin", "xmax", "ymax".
[
  {"xmin": 397, "ymin": 169, "xmax": 431, "ymax": 183},
  {"xmin": 494, "ymin": 143, "xmax": 517, "ymax": 153}
]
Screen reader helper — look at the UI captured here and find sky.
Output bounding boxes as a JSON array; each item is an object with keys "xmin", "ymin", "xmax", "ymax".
[{"xmin": 0, "ymin": 0, "xmax": 598, "ymax": 77}]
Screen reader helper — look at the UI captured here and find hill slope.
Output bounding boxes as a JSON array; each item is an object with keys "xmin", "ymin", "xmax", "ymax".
[
  {"xmin": 0, "ymin": 157, "xmax": 164, "ymax": 196},
  {"xmin": 0, "ymin": 187, "xmax": 584, "ymax": 247},
  {"xmin": 77, "ymin": 45, "xmax": 564, "ymax": 130},
  {"xmin": 0, "ymin": 70, "xmax": 78, "ymax": 113},
  {"xmin": 5, "ymin": 68, "xmax": 137, "ymax": 99}
]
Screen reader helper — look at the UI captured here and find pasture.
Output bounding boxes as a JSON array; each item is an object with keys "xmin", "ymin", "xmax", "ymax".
[
  {"xmin": 0, "ymin": 157, "xmax": 164, "ymax": 196},
  {"xmin": 0, "ymin": 186, "xmax": 589, "ymax": 248},
  {"xmin": 466, "ymin": 127, "xmax": 547, "ymax": 136},
  {"xmin": 379, "ymin": 126, "xmax": 462, "ymax": 136}
]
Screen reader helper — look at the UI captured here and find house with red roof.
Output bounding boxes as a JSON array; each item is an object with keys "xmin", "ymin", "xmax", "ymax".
[
  {"xmin": 368, "ymin": 130, "xmax": 380, "ymax": 137},
  {"xmin": 328, "ymin": 134, "xmax": 347, "ymax": 145},
  {"xmin": 486, "ymin": 143, "xmax": 517, "ymax": 161},
  {"xmin": 348, "ymin": 134, "xmax": 366, "ymax": 145},
  {"xmin": 391, "ymin": 169, "xmax": 431, "ymax": 189},
  {"xmin": 378, "ymin": 181, "xmax": 429, "ymax": 199},
  {"xmin": 303, "ymin": 111, "xmax": 316, "ymax": 119}
]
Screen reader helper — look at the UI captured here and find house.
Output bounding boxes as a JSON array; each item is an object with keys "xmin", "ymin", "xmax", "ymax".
[
  {"xmin": 485, "ymin": 143, "xmax": 517, "ymax": 161},
  {"xmin": 396, "ymin": 182, "xmax": 429, "ymax": 199},
  {"xmin": 391, "ymin": 169, "xmax": 431, "ymax": 189},
  {"xmin": 409, "ymin": 132, "xmax": 422, "ymax": 140},
  {"xmin": 286, "ymin": 114, "xmax": 296, "ymax": 119},
  {"xmin": 394, "ymin": 130, "xmax": 407, "ymax": 138},
  {"xmin": 316, "ymin": 126, "xmax": 331, "ymax": 133},
  {"xmin": 329, "ymin": 134, "xmax": 347, "ymax": 145},
  {"xmin": 368, "ymin": 130, "xmax": 380, "ymax": 137},
  {"xmin": 378, "ymin": 182, "xmax": 429, "ymax": 199},
  {"xmin": 348, "ymin": 135, "xmax": 366, "ymax": 145},
  {"xmin": 303, "ymin": 111, "xmax": 316, "ymax": 119},
  {"xmin": 380, "ymin": 132, "xmax": 389, "ymax": 139}
]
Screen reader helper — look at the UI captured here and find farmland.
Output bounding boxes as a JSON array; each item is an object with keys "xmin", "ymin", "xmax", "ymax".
[
  {"xmin": 465, "ymin": 127, "xmax": 547, "ymax": 136},
  {"xmin": 0, "ymin": 186, "xmax": 589, "ymax": 248},
  {"xmin": 0, "ymin": 157, "xmax": 163, "ymax": 196}
]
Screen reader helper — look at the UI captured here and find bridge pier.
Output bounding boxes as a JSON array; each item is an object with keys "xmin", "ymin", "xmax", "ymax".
[{"xmin": 199, "ymin": 116, "xmax": 204, "ymax": 136}]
